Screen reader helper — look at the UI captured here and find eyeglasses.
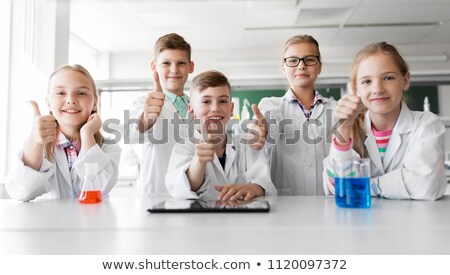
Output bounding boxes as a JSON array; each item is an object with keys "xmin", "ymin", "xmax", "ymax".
[{"xmin": 283, "ymin": 55, "xmax": 320, "ymax": 67}]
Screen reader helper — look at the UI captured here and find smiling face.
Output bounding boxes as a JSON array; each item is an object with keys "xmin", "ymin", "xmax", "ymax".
[
  {"xmin": 355, "ymin": 52, "xmax": 410, "ymax": 119},
  {"xmin": 46, "ymin": 69, "xmax": 97, "ymax": 133},
  {"xmin": 151, "ymin": 49, "xmax": 194, "ymax": 96},
  {"xmin": 281, "ymin": 42, "xmax": 322, "ymax": 90},
  {"xmin": 189, "ymin": 85, "xmax": 234, "ymax": 132}
]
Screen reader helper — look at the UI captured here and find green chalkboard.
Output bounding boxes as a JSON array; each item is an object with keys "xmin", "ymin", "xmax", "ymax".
[
  {"xmin": 232, "ymin": 88, "xmax": 341, "ymax": 118},
  {"xmin": 404, "ymin": 85, "xmax": 439, "ymax": 114},
  {"xmin": 231, "ymin": 85, "xmax": 438, "ymax": 118}
]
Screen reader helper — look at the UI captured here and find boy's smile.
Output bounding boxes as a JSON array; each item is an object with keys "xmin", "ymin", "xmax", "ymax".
[
  {"xmin": 189, "ymin": 85, "xmax": 234, "ymax": 130},
  {"xmin": 152, "ymin": 49, "xmax": 194, "ymax": 96}
]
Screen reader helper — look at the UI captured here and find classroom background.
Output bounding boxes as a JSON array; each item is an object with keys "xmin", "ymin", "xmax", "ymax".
[{"xmin": 1, "ymin": 0, "xmax": 450, "ymax": 198}]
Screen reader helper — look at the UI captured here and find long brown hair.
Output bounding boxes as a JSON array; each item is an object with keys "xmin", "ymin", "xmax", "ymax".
[
  {"xmin": 45, "ymin": 64, "xmax": 103, "ymax": 162},
  {"xmin": 349, "ymin": 42, "xmax": 409, "ymax": 157}
]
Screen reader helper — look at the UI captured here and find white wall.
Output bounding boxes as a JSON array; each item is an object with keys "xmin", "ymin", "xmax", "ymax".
[
  {"xmin": 5, "ymin": 0, "xmax": 70, "ymax": 176},
  {"xmin": 108, "ymin": 43, "xmax": 450, "ymax": 83}
]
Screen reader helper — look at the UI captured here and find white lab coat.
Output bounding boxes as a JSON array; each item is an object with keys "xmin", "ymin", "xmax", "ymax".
[
  {"xmin": 6, "ymin": 142, "xmax": 121, "ymax": 202},
  {"xmin": 128, "ymin": 95, "xmax": 190, "ymax": 196},
  {"xmin": 258, "ymin": 89, "xmax": 337, "ymax": 195},
  {"xmin": 323, "ymin": 103, "xmax": 446, "ymax": 200},
  {"xmin": 165, "ymin": 132, "xmax": 277, "ymax": 200}
]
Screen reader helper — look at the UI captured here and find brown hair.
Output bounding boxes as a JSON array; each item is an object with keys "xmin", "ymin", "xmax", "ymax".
[
  {"xmin": 349, "ymin": 42, "xmax": 409, "ymax": 157},
  {"xmin": 282, "ymin": 34, "xmax": 321, "ymax": 60},
  {"xmin": 154, "ymin": 33, "xmax": 192, "ymax": 61},
  {"xmin": 45, "ymin": 64, "xmax": 103, "ymax": 162},
  {"xmin": 190, "ymin": 70, "xmax": 231, "ymax": 95}
]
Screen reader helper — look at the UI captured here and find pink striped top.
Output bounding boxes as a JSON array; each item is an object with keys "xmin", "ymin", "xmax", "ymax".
[{"xmin": 372, "ymin": 127, "xmax": 393, "ymax": 162}]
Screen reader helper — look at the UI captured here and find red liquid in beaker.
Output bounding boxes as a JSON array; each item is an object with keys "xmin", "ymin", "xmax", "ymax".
[{"xmin": 78, "ymin": 190, "xmax": 102, "ymax": 204}]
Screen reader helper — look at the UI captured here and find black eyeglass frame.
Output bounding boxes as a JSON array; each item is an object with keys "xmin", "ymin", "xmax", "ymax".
[{"xmin": 283, "ymin": 55, "xmax": 321, "ymax": 67}]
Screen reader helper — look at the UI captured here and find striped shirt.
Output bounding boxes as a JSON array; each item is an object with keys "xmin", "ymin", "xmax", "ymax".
[
  {"xmin": 286, "ymin": 90, "xmax": 324, "ymax": 120},
  {"xmin": 56, "ymin": 131, "xmax": 81, "ymax": 170},
  {"xmin": 372, "ymin": 127, "xmax": 393, "ymax": 162}
]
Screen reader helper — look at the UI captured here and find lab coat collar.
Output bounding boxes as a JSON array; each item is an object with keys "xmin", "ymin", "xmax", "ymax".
[
  {"xmin": 207, "ymin": 134, "xmax": 235, "ymax": 180},
  {"xmin": 282, "ymin": 89, "xmax": 328, "ymax": 120},
  {"xmin": 365, "ymin": 102, "xmax": 413, "ymax": 172},
  {"xmin": 54, "ymin": 148, "xmax": 72, "ymax": 187}
]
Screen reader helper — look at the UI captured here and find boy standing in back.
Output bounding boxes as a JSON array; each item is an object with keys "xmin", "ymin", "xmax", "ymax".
[{"xmin": 130, "ymin": 33, "xmax": 194, "ymax": 196}]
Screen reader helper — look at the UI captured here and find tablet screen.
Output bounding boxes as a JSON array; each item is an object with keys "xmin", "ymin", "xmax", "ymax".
[{"xmin": 147, "ymin": 199, "xmax": 270, "ymax": 213}]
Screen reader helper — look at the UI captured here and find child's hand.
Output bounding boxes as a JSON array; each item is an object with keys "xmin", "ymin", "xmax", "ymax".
[
  {"xmin": 143, "ymin": 71, "xmax": 165, "ymax": 121},
  {"xmin": 247, "ymin": 104, "xmax": 267, "ymax": 150},
  {"xmin": 81, "ymin": 113, "xmax": 102, "ymax": 136},
  {"xmin": 216, "ymin": 183, "xmax": 264, "ymax": 201},
  {"xmin": 334, "ymin": 83, "xmax": 364, "ymax": 131},
  {"xmin": 194, "ymin": 135, "xmax": 215, "ymax": 164},
  {"xmin": 29, "ymin": 100, "xmax": 57, "ymax": 145}
]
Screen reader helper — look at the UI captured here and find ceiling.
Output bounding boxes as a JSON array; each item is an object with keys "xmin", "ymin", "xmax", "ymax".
[
  {"xmin": 70, "ymin": 0, "xmax": 450, "ymax": 52},
  {"xmin": 70, "ymin": 0, "xmax": 450, "ymax": 86}
]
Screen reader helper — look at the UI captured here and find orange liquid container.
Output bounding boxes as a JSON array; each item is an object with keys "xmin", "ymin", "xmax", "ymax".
[{"xmin": 78, "ymin": 190, "xmax": 102, "ymax": 204}]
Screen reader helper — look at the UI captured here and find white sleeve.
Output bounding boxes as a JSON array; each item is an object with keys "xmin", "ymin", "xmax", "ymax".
[
  {"xmin": 378, "ymin": 115, "xmax": 446, "ymax": 200},
  {"xmin": 322, "ymin": 139, "xmax": 360, "ymax": 196},
  {"xmin": 165, "ymin": 142, "xmax": 201, "ymax": 199},
  {"xmin": 245, "ymin": 145, "xmax": 277, "ymax": 196},
  {"xmin": 5, "ymin": 149, "xmax": 55, "ymax": 202},
  {"xmin": 74, "ymin": 142, "xmax": 122, "ymax": 195}
]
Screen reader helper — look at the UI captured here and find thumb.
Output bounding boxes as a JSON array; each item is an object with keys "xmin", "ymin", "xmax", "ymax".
[
  {"xmin": 29, "ymin": 100, "xmax": 41, "ymax": 117},
  {"xmin": 252, "ymin": 104, "xmax": 264, "ymax": 120},
  {"xmin": 152, "ymin": 70, "xmax": 163, "ymax": 93},
  {"xmin": 347, "ymin": 82, "xmax": 356, "ymax": 96}
]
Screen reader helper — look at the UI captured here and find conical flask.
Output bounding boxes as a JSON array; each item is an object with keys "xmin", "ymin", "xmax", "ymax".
[{"xmin": 78, "ymin": 163, "xmax": 102, "ymax": 204}]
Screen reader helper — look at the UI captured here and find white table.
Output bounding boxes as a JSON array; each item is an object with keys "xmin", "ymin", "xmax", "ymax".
[{"xmin": 1, "ymin": 196, "xmax": 450, "ymax": 255}]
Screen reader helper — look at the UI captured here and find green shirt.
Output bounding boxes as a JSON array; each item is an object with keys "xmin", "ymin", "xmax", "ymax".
[{"xmin": 164, "ymin": 90, "xmax": 189, "ymax": 118}]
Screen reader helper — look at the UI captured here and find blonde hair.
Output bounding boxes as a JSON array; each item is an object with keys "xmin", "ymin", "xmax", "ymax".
[
  {"xmin": 190, "ymin": 70, "xmax": 231, "ymax": 97},
  {"xmin": 349, "ymin": 42, "xmax": 409, "ymax": 157},
  {"xmin": 282, "ymin": 34, "xmax": 321, "ymax": 60},
  {"xmin": 45, "ymin": 64, "xmax": 103, "ymax": 162},
  {"xmin": 154, "ymin": 33, "xmax": 192, "ymax": 61}
]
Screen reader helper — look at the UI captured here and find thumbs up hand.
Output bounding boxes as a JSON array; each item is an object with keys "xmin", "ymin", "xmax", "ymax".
[
  {"xmin": 143, "ymin": 71, "xmax": 165, "ymax": 121},
  {"xmin": 29, "ymin": 100, "xmax": 57, "ymax": 145},
  {"xmin": 194, "ymin": 124, "xmax": 215, "ymax": 164},
  {"xmin": 186, "ymin": 123, "xmax": 216, "ymax": 191},
  {"xmin": 247, "ymin": 104, "xmax": 267, "ymax": 150},
  {"xmin": 333, "ymin": 82, "xmax": 364, "ymax": 146},
  {"xmin": 22, "ymin": 101, "xmax": 56, "ymax": 170},
  {"xmin": 334, "ymin": 82, "xmax": 364, "ymax": 130}
]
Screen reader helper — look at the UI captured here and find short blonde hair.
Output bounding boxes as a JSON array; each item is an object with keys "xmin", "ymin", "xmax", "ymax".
[
  {"xmin": 282, "ymin": 34, "xmax": 321, "ymax": 60},
  {"xmin": 190, "ymin": 70, "xmax": 231, "ymax": 97},
  {"xmin": 154, "ymin": 33, "xmax": 192, "ymax": 61}
]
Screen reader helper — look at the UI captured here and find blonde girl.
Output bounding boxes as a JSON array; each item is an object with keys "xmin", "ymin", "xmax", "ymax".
[
  {"xmin": 324, "ymin": 42, "xmax": 446, "ymax": 200},
  {"xmin": 257, "ymin": 35, "xmax": 336, "ymax": 195},
  {"xmin": 6, "ymin": 64, "xmax": 121, "ymax": 201}
]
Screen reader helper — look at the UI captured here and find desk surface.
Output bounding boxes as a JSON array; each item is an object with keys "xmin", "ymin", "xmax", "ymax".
[{"xmin": 1, "ymin": 196, "xmax": 450, "ymax": 255}]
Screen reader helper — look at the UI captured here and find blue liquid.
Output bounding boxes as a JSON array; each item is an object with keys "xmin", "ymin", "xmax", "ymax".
[{"xmin": 335, "ymin": 177, "xmax": 371, "ymax": 208}]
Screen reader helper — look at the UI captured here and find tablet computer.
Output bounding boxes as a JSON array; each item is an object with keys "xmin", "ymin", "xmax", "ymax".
[{"xmin": 147, "ymin": 199, "xmax": 270, "ymax": 213}]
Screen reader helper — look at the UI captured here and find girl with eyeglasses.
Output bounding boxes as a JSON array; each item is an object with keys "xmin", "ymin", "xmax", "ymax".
[{"xmin": 257, "ymin": 35, "xmax": 337, "ymax": 195}]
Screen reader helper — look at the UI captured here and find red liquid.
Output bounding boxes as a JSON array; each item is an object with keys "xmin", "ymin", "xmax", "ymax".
[{"xmin": 78, "ymin": 190, "xmax": 102, "ymax": 204}]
